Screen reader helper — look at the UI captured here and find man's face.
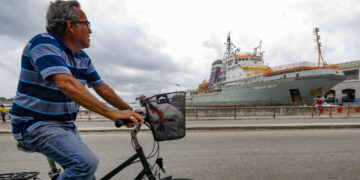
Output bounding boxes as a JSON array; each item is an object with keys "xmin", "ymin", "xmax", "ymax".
[{"xmin": 73, "ymin": 6, "xmax": 92, "ymax": 49}]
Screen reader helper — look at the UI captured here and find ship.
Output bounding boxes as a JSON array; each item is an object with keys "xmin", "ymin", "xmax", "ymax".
[{"xmin": 186, "ymin": 28, "xmax": 345, "ymax": 106}]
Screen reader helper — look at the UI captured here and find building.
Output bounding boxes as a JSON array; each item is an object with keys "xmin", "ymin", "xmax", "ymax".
[{"xmin": 329, "ymin": 60, "xmax": 360, "ymax": 102}]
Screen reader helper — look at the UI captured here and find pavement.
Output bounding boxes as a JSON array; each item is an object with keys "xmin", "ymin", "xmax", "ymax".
[{"xmin": 1, "ymin": 116, "xmax": 360, "ymax": 135}]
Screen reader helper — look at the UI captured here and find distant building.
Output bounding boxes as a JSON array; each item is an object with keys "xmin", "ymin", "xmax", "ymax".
[{"xmin": 328, "ymin": 60, "xmax": 360, "ymax": 102}]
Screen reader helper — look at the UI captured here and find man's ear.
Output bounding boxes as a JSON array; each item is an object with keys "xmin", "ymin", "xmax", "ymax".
[{"xmin": 66, "ymin": 20, "xmax": 76, "ymax": 34}]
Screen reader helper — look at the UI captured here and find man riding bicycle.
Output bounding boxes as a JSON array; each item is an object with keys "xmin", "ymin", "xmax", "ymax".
[{"xmin": 9, "ymin": 0, "xmax": 144, "ymax": 179}]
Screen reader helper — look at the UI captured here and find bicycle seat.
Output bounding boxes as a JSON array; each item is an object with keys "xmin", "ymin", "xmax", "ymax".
[{"xmin": 17, "ymin": 142, "xmax": 36, "ymax": 153}]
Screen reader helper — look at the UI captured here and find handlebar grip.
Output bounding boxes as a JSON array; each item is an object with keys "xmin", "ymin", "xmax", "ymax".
[
  {"xmin": 134, "ymin": 109, "xmax": 143, "ymax": 115},
  {"xmin": 114, "ymin": 119, "xmax": 133, "ymax": 128}
]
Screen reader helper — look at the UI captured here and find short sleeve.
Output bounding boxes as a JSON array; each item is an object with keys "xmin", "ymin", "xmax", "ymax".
[
  {"xmin": 86, "ymin": 61, "xmax": 104, "ymax": 88},
  {"xmin": 29, "ymin": 38, "xmax": 71, "ymax": 81}
]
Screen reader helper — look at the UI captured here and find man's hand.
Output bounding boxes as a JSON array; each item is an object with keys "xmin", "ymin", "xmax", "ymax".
[{"xmin": 109, "ymin": 110, "xmax": 144, "ymax": 126}]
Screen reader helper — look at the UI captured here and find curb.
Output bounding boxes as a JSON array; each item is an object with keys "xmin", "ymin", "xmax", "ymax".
[
  {"xmin": 2, "ymin": 124, "xmax": 360, "ymax": 135},
  {"xmin": 185, "ymin": 124, "xmax": 360, "ymax": 131}
]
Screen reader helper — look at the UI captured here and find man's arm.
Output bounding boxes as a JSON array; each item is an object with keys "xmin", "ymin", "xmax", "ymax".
[
  {"xmin": 52, "ymin": 74, "xmax": 143, "ymax": 124},
  {"xmin": 93, "ymin": 84, "xmax": 133, "ymax": 111}
]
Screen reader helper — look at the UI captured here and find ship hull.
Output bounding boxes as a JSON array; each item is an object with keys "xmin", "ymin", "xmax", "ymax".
[{"xmin": 187, "ymin": 69, "xmax": 345, "ymax": 106}]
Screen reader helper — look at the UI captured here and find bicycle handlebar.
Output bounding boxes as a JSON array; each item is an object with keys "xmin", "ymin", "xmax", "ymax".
[
  {"xmin": 114, "ymin": 109, "xmax": 146, "ymax": 128},
  {"xmin": 114, "ymin": 119, "xmax": 134, "ymax": 128}
]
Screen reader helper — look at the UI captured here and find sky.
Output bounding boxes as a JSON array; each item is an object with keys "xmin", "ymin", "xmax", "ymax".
[{"xmin": 0, "ymin": 0, "xmax": 360, "ymax": 103}]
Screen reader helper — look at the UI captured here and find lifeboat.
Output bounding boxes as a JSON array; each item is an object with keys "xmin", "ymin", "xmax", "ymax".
[{"xmin": 198, "ymin": 80, "xmax": 209, "ymax": 90}]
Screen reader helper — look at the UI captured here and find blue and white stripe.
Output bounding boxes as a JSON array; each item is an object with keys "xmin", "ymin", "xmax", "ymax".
[{"xmin": 11, "ymin": 33, "xmax": 105, "ymax": 139}]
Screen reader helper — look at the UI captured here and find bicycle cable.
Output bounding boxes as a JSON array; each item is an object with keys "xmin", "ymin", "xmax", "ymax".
[
  {"xmin": 144, "ymin": 123, "xmax": 161, "ymax": 171},
  {"xmin": 129, "ymin": 122, "xmax": 160, "ymax": 165}
]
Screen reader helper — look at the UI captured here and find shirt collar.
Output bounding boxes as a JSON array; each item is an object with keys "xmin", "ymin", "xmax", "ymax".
[{"xmin": 50, "ymin": 33, "xmax": 78, "ymax": 56}]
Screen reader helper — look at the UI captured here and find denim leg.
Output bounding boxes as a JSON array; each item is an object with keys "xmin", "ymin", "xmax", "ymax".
[{"xmin": 19, "ymin": 125, "xmax": 99, "ymax": 180}]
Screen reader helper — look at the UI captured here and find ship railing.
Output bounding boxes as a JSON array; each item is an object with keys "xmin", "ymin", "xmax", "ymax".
[{"xmin": 264, "ymin": 61, "xmax": 340, "ymax": 76}]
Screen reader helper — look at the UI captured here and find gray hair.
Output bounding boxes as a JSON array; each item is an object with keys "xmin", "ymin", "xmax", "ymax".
[{"xmin": 46, "ymin": 0, "xmax": 81, "ymax": 36}]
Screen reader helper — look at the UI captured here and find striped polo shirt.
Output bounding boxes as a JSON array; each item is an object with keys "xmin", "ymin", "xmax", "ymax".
[{"xmin": 10, "ymin": 33, "xmax": 104, "ymax": 140}]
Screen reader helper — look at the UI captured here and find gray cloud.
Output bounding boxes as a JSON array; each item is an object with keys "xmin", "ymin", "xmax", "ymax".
[
  {"xmin": 88, "ymin": 22, "xmax": 181, "ymax": 72},
  {"xmin": 85, "ymin": 21, "xmax": 189, "ymax": 101},
  {"xmin": 321, "ymin": 15, "xmax": 360, "ymax": 62},
  {"xmin": 202, "ymin": 38, "xmax": 223, "ymax": 59},
  {"xmin": 289, "ymin": 0, "xmax": 360, "ymax": 63},
  {"xmin": 0, "ymin": 0, "xmax": 188, "ymax": 102},
  {"xmin": 1, "ymin": 0, "xmax": 360, "ymax": 103},
  {"xmin": 0, "ymin": 0, "xmax": 47, "ymax": 41}
]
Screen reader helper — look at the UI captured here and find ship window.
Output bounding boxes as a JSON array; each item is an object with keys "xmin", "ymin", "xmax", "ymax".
[
  {"xmin": 289, "ymin": 89, "xmax": 302, "ymax": 102},
  {"xmin": 343, "ymin": 69, "xmax": 359, "ymax": 80},
  {"xmin": 325, "ymin": 90, "xmax": 336, "ymax": 103},
  {"xmin": 245, "ymin": 58, "xmax": 248, "ymax": 60},
  {"xmin": 235, "ymin": 59, "xmax": 238, "ymax": 64},
  {"xmin": 342, "ymin": 89, "xmax": 356, "ymax": 102}
]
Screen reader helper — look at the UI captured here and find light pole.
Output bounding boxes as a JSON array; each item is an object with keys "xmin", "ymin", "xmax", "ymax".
[{"xmin": 175, "ymin": 84, "xmax": 180, "ymax": 92}]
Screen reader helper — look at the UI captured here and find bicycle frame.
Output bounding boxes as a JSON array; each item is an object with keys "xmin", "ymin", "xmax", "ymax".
[
  {"xmin": 7, "ymin": 92, "xmax": 186, "ymax": 180},
  {"xmin": 100, "ymin": 124, "xmax": 156, "ymax": 180}
]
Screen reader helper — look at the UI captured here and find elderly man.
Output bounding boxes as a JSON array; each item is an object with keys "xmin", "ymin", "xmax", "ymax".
[{"xmin": 10, "ymin": 0, "xmax": 143, "ymax": 179}]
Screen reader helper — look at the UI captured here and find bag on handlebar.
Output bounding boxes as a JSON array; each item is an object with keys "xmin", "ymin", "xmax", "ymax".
[{"xmin": 145, "ymin": 91, "xmax": 186, "ymax": 141}]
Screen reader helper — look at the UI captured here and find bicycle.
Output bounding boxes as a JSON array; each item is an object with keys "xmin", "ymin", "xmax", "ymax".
[{"xmin": 0, "ymin": 92, "xmax": 191, "ymax": 180}]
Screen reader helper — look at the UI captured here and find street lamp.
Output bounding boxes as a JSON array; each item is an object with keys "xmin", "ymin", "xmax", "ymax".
[{"xmin": 175, "ymin": 84, "xmax": 180, "ymax": 92}]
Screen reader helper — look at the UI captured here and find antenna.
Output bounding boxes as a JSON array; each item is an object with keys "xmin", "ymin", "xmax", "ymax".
[
  {"xmin": 253, "ymin": 40, "xmax": 263, "ymax": 56},
  {"xmin": 313, "ymin": 27, "xmax": 327, "ymax": 67},
  {"xmin": 259, "ymin": 40, "xmax": 262, "ymax": 56}
]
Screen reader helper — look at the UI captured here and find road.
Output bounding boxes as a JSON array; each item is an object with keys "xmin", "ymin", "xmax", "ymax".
[
  {"xmin": 2, "ymin": 117, "xmax": 360, "ymax": 133},
  {"xmin": 1, "ymin": 129, "xmax": 360, "ymax": 179}
]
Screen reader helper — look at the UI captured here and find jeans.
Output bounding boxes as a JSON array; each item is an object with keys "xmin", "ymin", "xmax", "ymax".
[
  {"xmin": 1, "ymin": 113, "xmax": 5, "ymax": 122},
  {"xmin": 18, "ymin": 124, "xmax": 99, "ymax": 180}
]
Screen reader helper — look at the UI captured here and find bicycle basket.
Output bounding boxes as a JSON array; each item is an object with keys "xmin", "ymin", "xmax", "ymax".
[{"xmin": 145, "ymin": 91, "xmax": 186, "ymax": 141}]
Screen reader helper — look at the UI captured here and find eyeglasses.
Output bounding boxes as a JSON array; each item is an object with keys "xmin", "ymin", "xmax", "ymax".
[{"xmin": 75, "ymin": 21, "xmax": 91, "ymax": 30}]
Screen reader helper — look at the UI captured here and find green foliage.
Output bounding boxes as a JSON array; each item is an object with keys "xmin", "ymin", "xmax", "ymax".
[{"xmin": 0, "ymin": 97, "xmax": 13, "ymax": 105}]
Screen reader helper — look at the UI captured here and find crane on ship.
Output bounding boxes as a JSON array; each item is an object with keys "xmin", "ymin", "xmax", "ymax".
[{"xmin": 314, "ymin": 27, "xmax": 327, "ymax": 68}]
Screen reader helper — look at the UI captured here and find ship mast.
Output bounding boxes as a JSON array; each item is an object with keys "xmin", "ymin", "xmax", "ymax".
[
  {"xmin": 253, "ymin": 40, "xmax": 263, "ymax": 57},
  {"xmin": 223, "ymin": 32, "xmax": 235, "ymax": 60},
  {"xmin": 313, "ymin": 27, "xmax": 327, "ymax": 67}
]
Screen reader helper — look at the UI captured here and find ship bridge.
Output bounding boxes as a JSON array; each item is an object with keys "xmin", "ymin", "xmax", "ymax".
[{"xmin": 223, "ymin": 54, "xmax": 269, "ymax": 82}]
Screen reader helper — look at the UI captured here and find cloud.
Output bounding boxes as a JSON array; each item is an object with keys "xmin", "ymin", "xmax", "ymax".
[
  {"xmin": 84, "ymin": 20, "xmax": 190, "ymax": 101},
  {"xmin": 0, "ymin": 0, "xmax": 47, "ymax": 42},
  {"xmin": 321, "ymin": 15, "xmax": 360, "ymax": 63},
  {"xmin": 0, "ymin": 0, "xmax": 360, "ymax": 103},
  {"xmin": 202, "ymin": 37, "xmax": 223, "ymax": 59},
  {"xmin": 0, "ymin": 0, "xmax": 188, "ymax": 102},
  {"xmin": 89, "ymin": 22, "xmax": 181, "ymax": 73}
]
